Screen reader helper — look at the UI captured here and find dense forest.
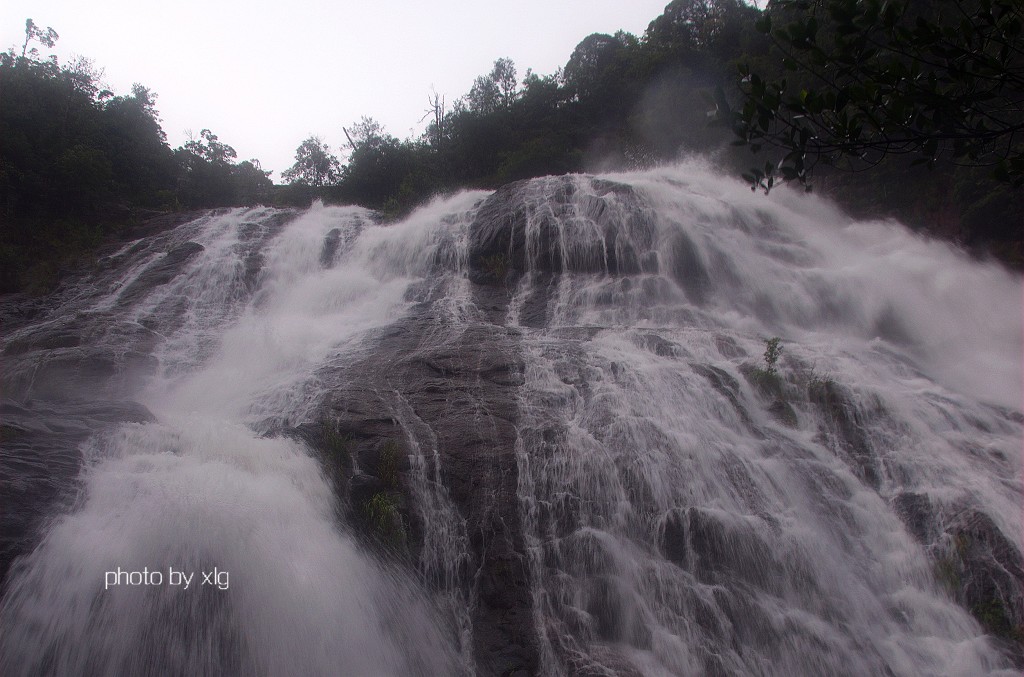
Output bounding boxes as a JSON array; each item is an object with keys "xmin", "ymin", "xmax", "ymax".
[{"xmin": 1, "ymin": 0, "xmax": 1021, "ymax": 293}]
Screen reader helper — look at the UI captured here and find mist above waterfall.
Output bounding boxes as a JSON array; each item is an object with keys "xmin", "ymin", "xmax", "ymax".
[
  {"xmin": 610, "ymin": 165, "xmax": 1022, "ymax": 410},
  {"xmin": 0, "ymin": 163, "xmax": 1020, "ymax": 676}
]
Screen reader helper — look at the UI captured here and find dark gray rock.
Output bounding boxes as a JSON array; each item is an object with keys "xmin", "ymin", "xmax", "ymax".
[
  {"xmin": 715, "ymin": 334, "xmax": 746, "ymax": 359},
  {"xmin": 937, "ymin": 509, "xmax": 1024, "ymax": 657},
  {"xmin": 0, "ymin": 397, "xmax": 155, "ymax": 586},
  {"xmin": 667, "ymin": 230, "xmax": 711, "ymax": 304},
  {"xmin": 807, "ymin": 379, "xmax": 883, "ymax": 489},
  {"xmin": 692, "ymin": 362, "xmax": 752, "ymax": 427},
  {"xmin": 892, "ymin": 492, "xmax": 935, "ymax": 544},
  {"xmin": 767, "ymin": 397, "xmax": 799, "ymax": 428},
  {"xmin": 116, "ymin": 241, "xmax": 205, "ymax": 307},
  {"xmin": 659, "ymin": 507, "xmax": 778, "ymax": 592},
  {"xmin": 304, "ymin": 272, "xmax": 538, "ymax": 676},
  {"xmin": 320, "ymin": 228, "xmax": 341, "ymax": 267},
  {"xmin": 3, "ymin": 329, "xmax": 81, "ymax": 355},
  {"xmin": 467, "ymin": 176, "xmax": 656, "ymax": 283},
  {"xmin": 636, "ymin": 332, "xmax": 683, "ymax": 358},
  {"xmin": 349, "ymin": 472, "xmax": 386, "ymax": 508},
  {"xmin": 889, "ymin": 491, "xmax": 1024, "ymax": 664},
  {"xmin": 118, "ymin": 209, "xmax": 212, "ymax": 240}
]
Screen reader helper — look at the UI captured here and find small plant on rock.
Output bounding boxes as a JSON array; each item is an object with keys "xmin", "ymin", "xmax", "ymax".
[
  {"xmin": 480, "ymin": 253, "xmax": 510, "ymax": 281},
  {"xmin": 365, "ymin": 492, "xmax": 406, "ymax": 549},
  {"xmin": 763, "ymin": 337, "xmax": 783, "ymax": 376}
]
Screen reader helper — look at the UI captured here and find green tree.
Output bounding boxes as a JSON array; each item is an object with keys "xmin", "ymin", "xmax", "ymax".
[
  {"xmin": 466, "ymin": 58, "xmax": 518, "ymax": 113},
  {"xmin": 724, "ymin": 0, "xmax": 1024, "ymax": 192},
  {"xmin": 19, "ymin": 18, "xmax": 58, "ymax": 59},
  {"xmin": 563, "ymin": 33, "xmax": 627, "ymax": 100},
  {"xmin": 646, "ymin": 0, "xmax": 747, "ymax": 54},
  {"xmin": 183, "ymin": 128, "xmax": 237, "ymax": 165},
  {"xmin": 282, "ymin": 135, "xmax": 340, "ymax": 187},
  {"xmin": 230, "ymin": 159, "xmax": 273, "ymax": 204},
  {"xmin": 343, "ymin": 117, "xmax": 385, "ymax": 150},
  {"xmin": 338, "ymin": 120, "xmax": 423, "ymax": 210},
  {"xmin": 0, "ymin": 19, "xmax": 277, "ymax": 290},
  {"xmin": 100, "ymin": 84, "xmax": 175, "ymax": 204},
  {"xmin": 175, "ymin": 129, "xmax": 270, "ymax": 207},
  {"xmin": 492, "ymin": 57, "xmax": 518, "ymax": 108}
]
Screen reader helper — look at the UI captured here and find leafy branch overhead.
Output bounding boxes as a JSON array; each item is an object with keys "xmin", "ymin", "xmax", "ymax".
[{"xmin": 722, "ymin": 0, "xmax": 1024, "ymax": 192}]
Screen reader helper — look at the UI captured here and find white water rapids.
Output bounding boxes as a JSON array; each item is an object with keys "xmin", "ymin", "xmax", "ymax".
[
  {"xmin": 506, "ymin": 166, "xmax": 1021, "ymax": 675},
  {"xmin": 0, "ymin": 162, "xmax": 1020, "ymax": 676},
  {"xmin": 0, "ymin": 200, "xmax": 480, "ymax": 676}
]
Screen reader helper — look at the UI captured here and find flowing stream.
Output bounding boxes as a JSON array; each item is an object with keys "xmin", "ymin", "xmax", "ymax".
[{"xmin": 0, "ymin": 163, "xmax": 1020, "ymax": 676}]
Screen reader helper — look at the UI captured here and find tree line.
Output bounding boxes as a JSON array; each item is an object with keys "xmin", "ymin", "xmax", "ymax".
[
  {"xmin": 2, "ymin": 1, "xmax": 1020, "ymax": 293},
  {"xmin": 282, "ymin": 1, "xmax": 769, "ymax": 214},
  {"xmin": 281, "ymin": 0, "xmax": 1021, "ymax": 265},
  {"xmin": 0, "ymin": 20, "xmax": 273, "ymax": 292}
]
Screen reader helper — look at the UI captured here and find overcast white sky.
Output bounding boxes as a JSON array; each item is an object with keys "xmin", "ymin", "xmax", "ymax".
[{"xmin": 2, "ymin": 0, "xmax": 681, "ymax": 178}]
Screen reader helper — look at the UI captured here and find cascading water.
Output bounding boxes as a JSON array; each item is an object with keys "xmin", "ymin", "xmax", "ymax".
[
  {"xmin": 0, "ymin": 162, "xmax": 1020, "ymax": 676},
  {"xmin": 0, "ymin": 201, "xmax": 479, "ymax": 676},
  {"xmin": 496, "ymin": 167, "xmax": 1022, "ymax": 676}
]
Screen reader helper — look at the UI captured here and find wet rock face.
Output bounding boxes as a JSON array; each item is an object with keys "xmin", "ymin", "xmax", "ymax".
[
  {"xmin": 895, "ymin": 496, "xmax": 1024, "ymax": 657},
  {"xmin": 807, "ymin": 379, "xmax": 883, "ymax": 489},
  {"xmin": 4, "ymin": 184, "xmax": 1020, "ymax": 675},
  {"xmin": 660, "ymin": 507, "xmax": 778, "ymax": 590},
  {"xmin": 319, "ymin": 228, "xmax": 342, "ymax": 267},
  {"xmin": 945, "ymin": 511, "xmax": 1024, "ymax": 645},
  {"xmin": 667, "ymin": 230, "xmax": 711, "ymax": 304},
  {"xmin": 0, "ymin": 209, "xmax": 297, "ymax": 593},
  {"xmin": 467, "ymin": 177, "xmax": 657, "ymax": 283},
  {"xmin": 0, "ymin": 399, "xmax": 155, "ymax": 586},
  {"xmin": 306, "ymin": 281, "xmax": 537, "ymax": 677},
  {"xmin": 892, "ymin": 492, "xmax": 937, "ymax": 544},
  {"xmin": 4, "ymin": 246, "xmax": 181, "ymax": 402},
  {"xmin": 115, "ymin": 241, "xmax": 205, "ymax": 307},
  {"xmin": 0, "ymin": 242, "xmax": 195, "ymax": 587}
]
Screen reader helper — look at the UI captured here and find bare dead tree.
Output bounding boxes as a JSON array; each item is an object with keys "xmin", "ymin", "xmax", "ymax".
[{"xmin": 420, "ymin": 90, "xmax": 446, "ymax": 150}]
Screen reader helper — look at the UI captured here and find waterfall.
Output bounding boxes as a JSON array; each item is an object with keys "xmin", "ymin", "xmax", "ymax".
[
  {"xmin": 1, "ymin": 162, "xmax": 1020, "ymax": 676},
  {"xmin": 0, "ymin": 200, "xmax": 478, "ymax": 676},
  {"xmin": 498, "ymin": 167, "xmax": 1021, "ymax": 675}
]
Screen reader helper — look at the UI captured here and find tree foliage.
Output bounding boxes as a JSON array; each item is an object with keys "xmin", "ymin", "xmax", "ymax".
[
  {"xmin": 176, "ymin": 129, "xmax": 272, "ymax": 208},
  {"xmin": 0, "ymin": 20, "xmax": 275, "ymax": 291},
  {"xmin": 184, "ymin": 128, "xmax": 237, "ymax": 165},
  {"xmin": 466, "ymin": 58, "xmax": 519, "ymax": 114},
  {"xmin": 282, "ymin": 136, "xmax": 341, "ymax": 187},
  {"xmin": 337, "ymin": 120, "xmax": 428, "ymax": 211},
  {"xmin": 323, "ymin": 2, "xmax": 764, "ymax": 215},
  {"xmin": 725, "ymin": 0, "xmax": 1024, "ymax": 192},
  {"xmin": 647, "ymin": 0, "xmax": 743, "ymax": 53},
  {"xmin": 322, "ymin": 0, "xmax": 1016, "ymax": 263},
  {"xmin": 563, "ymin": 33, "xmax": 629, "ymax": 100},
  {"xmin": 4, "ymin": 2, "xmax": 1021, "ymax": 291},
  {"xmin": 19, "ymin": 18, "xmax": 58, "ymax": 59}
]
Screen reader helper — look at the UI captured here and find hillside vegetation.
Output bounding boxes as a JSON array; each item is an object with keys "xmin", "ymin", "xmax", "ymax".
[{"xmin": 2, "ymin": 1, "xmax": 1020, "ymax": 293}]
